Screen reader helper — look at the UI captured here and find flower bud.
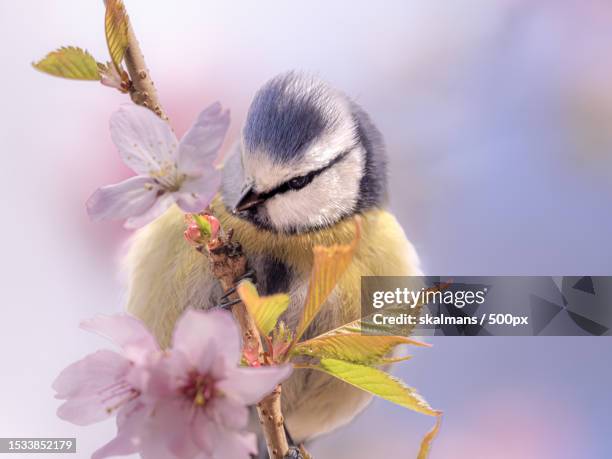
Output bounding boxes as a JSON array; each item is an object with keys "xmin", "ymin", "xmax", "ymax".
[
  {"xmin": 205, "ymin": 214, "xmax": 221, "ymax": 240},
  {"xmin": 243, "ymin": 344, "xmax": 260, "ymax": 367},
  {"xmin": 183, "ymin": 213, "xmax": 222, "ymax": 246},
  {"xmin": 184, "ymin": 222, "xmax": 203, "ymax": 246}
]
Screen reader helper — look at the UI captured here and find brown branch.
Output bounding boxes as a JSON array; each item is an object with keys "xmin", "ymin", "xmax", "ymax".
[
  {"xmin": 207, "ymin": 233, "xmax": 291, "ymax": 459},
  {"xmin": 118, "ymin": 5, "xmax": 293, "ymax": 455},
  {"xmin": 123, "ymin": 15, "xmax": 167, "ymax": 120},
  {"xmin": 257, "ymin": 386, "xmax": 289, "ymax": 459},
  {"xmin": 207, "ymin": 234, "xmax": 263, "ymax": 359}
]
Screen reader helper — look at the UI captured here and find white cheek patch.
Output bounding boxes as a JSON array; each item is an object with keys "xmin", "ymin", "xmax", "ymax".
[{"xmin": 264, "ymin": 147, "xmax": 365, "ymax": 231}]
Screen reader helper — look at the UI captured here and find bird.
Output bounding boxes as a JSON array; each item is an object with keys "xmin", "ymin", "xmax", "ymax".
[{"xmin": 123, "ymin": 71, "xmax": 422, "ymax": 457}]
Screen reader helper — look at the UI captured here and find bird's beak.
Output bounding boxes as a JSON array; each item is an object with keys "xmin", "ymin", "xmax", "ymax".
[{"xmin": 234, "ymin": 185, "xmax": 265, "ymax": 213}]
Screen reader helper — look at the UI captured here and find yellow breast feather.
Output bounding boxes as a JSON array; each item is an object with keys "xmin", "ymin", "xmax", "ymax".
[{"xmin": 125, "ymin": 195, "xmax": 420, "ymax": 346}]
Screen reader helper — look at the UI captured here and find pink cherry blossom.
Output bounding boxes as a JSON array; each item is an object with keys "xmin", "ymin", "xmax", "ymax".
[
  {"xmin": 87, "ymin": 103, "xmax": 229, "ymax": 228},
  {"xmin": 53, "ymin": 315, "xmax": 159, "ymax": 426},
  {"xmin": 54, "ymin": 309, "xmax": 292, "ymax": 459}
]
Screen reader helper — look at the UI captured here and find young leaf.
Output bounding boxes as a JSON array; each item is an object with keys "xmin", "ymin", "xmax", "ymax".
[
  {"xmin": 307, "ymin": 358, "xmax": 440, "ymax": 416},
  {"xmin": 333, "ymin": 282, "xmax": 451, "ymax": 336},
  {"xmin": 294, "ymin": 219, "xmax": 360, "ymax": 341},
  {"xmin": 268, "ymin": 321, "xmax": 294, "ymax": 362},
  {"xmin": 192, "ymin": 214, "xmax": 212, "ymax": 237},
  {"xmin": 417, "ymin": 414, "xmax": 443, "ymax": 459},
  {"xmin": 105, "ymin": 0, "xmax": 129, "ymax": 73},
  {"xmin": 32, "ymin": 47, "xmax": 100, "ymax": 80},
  {"xmin": 237, "ymin": 281, "xmax": 290, "ymax": 337},
  {"xmin": 98, "ymin": 61, "xmax": 128, "ymax": 92},
  {"xmin": 310, "ymin": 307, "xmax": 417, "ymax": 338},
  {"xmin": 317, "ymin": 282, "xmax": 448, "ymax": 338},
  {"xmin": 378, "ymin": 355, "xmax": 413, "ymax": 364},
  {"xmin": 291, "ymin": 333, "xmax": 428, "ymax": 365}
]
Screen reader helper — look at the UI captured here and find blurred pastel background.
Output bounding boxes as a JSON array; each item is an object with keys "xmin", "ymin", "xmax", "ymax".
[{"xmin": 1, "ymin": 0, "xmax": 611, "ymax": 458}]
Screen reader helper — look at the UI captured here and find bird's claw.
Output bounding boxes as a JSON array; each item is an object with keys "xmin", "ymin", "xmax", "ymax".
[
  {"xmin": 216, "ymin": 268, "xmax": 257, "ymax": 310},
  {"xmin": 283, "ymin": 446, "xmax": 304, "ymax": 459},
  {"xmin": 237, "ymin": 268, "xmax": 257, "ymax": 284},
  {"xmin": 215, "ymin": 297, "xmax": 241, "ymax": 311},
  {"xmin": 219, "ymin": 285, "xmax": 237, "ymax": 301}
]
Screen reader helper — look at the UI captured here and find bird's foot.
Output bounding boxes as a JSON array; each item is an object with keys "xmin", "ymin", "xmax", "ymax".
[
  {"xmin": 215, "ymin": 268, "xmax": 257, "ymax": 310},
  {"xmin": 283, "ymin": 446, "xmax": 305, "ymax": 459},
  {"xmin": 218, "ymin": 269, "xmax": 257, "ymax": 300},
  {"xmin": 215, "ymin": 297, "xmax": 241, "ymax": 310},
  {"xmin": 236, "ymin": 268, "xmax": 257, "ymax": 284}
]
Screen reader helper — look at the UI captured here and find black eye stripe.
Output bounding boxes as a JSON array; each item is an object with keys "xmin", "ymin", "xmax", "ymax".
[{"xmin": 259, "ymin": 148, "xmax": 353, "ymax": 201}]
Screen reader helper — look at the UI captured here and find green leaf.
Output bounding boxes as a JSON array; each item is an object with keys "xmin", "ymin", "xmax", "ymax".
[
  {"xmin": 294, "ymin": 220, "xmax": 360, "ymax": 341},
  {"xmin": 237, "ymin": 281, "xmax": 290, "ymax": 337},
  {"xmin": 105, "ymin": 0, "xmax": 129, "ymax": 73},
  {"xmin": 192, "ymin": 214, "xmax": 212, "ymax": 237},
  {"xmin": 291, "ymin": 333, "xmax": 428, "ymax": 365},
  {"xmin": 307, "ymin": 358, "xmax": 439, "ymax": 416},
  {"xmin": 320, "ymin": 306, "xmax": 422, "ymax": 337},
  {"xmin": 32, "ymin": 47, "xmax": 100, "ymax": 80}
]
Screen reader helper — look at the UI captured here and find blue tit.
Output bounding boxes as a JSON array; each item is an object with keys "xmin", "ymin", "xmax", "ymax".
[{"xmin": 124, "ymin": 71, "xmax": 422, "ymax": 448}]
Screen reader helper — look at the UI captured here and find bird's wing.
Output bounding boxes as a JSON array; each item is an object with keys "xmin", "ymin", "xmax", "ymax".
[{"xmin": 122, "ymin": 205, "xmax": 219, "ymax": 348}]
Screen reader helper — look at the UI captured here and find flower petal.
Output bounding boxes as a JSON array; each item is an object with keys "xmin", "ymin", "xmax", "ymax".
[
  {"xmin": 86, "ymin": 176, "xmax": 160, "ymax": 223},
  {"xmin": 177, "ymin": 102, "xmax": 230, "ymax": 175},
  {"xmin": 217, "ymin": 365, "xmax": 292, "ymax": 405},
  {"xmin": 53, "ymin": 349, "xmax": 129, "ymax": 399},
  {"xmin": 175, "ymin": 170, "xmax": 221, "ymax": 213},
  {"xmin": 138, "ymin": 398, "xmax": 200, "ymax": 459},
  {"xmin": 172, "ymin": 309, "xmax": 241, "ymax": 373},
  {"xmin": 191, "ymin": 415, "xmax": 214, "ymax": 454},
  {"xmin": 134, "ymin": 350, "xmax": 190, "ymax": 401},
  {"xmin": 110, "ymin": 104, "xmax": 179, "ymax": 175},
  {"xmin": 92, "ymin": 400, "xmax": 148, "ymax": 459},
  {"xmin": 57, "ymin": 393, "xmax": 114, "ymax": 425},
  {"xmin": 54, "ymin": 350, "xmax": 136, "ymax": 425},
  {"xmin": 193, "ymin": 419, "xmax": 256, "ymax": 459},
  {"xmin": 80, "ymin": 314, "xmax": 159, "ymax": 363},
  {"xmin": 124, "ymin": 193, "xmax": 175, "ymax": 229},
  {"xmin": 209, "ymin": 425, "xmax": 257, "ymax": 459},
  {"xmin": 208, "ymin": 397, "xmax": 249, "ymax": 430}
]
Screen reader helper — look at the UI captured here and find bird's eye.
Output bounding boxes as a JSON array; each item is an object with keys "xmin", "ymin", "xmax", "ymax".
[{"xmin": 287, "ymin": 175, "xmax": 310, "ymax": 191}]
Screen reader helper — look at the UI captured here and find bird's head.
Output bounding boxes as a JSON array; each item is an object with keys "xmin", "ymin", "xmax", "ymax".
[{"xmin": 226, "ymin": 72, "xmax": 387, "ymax": 234}]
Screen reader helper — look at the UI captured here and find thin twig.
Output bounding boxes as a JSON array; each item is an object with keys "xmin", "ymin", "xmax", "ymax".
[
  {"xmin": 207, "ymin": 235, "xmax": 263, "ymax": 360},
  {"xmin": 120, "ymin": 5, "xmax": 293, "ymax": 456},
  {"xmin": 257, "ymin": 386, "xmax": 289, "ymax": 459},
  {"xmin": 207, "ymin": 235, "xmax": 291, "ymax": 459},
  {"xmin": 123, "ymin": 15, "xmax": 167, "ymax": 120}
]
